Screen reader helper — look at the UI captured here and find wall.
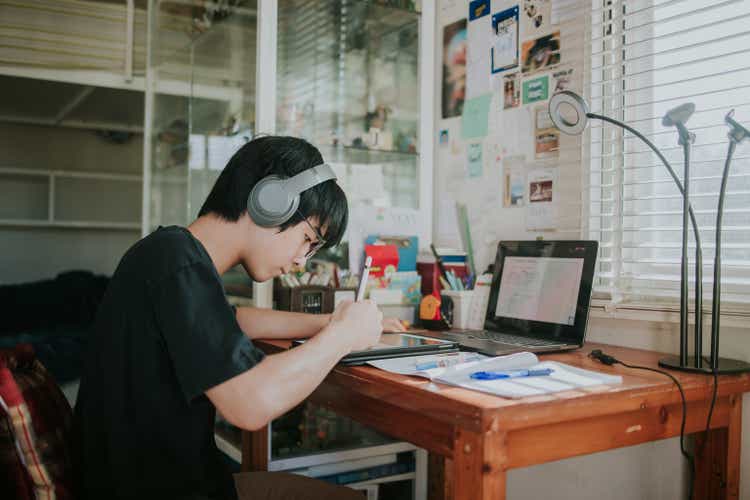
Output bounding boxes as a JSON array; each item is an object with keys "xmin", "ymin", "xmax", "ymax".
[
  {"xmin": 433, "ymin": 1, "xmax": 749, "ymax": 498},
  {"xmin": 0, "ymin": 122, "xmax": 142, "ymax": 284}
]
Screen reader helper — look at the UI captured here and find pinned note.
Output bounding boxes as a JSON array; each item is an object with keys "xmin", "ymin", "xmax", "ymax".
[{"xmin": 461, "ymin": 93, "xmax": 491, "ymax": 139}]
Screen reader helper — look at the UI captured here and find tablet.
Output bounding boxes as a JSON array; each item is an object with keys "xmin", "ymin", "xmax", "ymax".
[{"xmin": 293, "ymin": 333, "xmax": 459, "ymax": 365}]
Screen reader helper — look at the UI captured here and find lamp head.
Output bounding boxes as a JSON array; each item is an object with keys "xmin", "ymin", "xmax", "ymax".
[
  {"xmin": 549, "ymin": 91, "xmax": 590, "ymax": 135},
  {"xmin": 661, "ymin": 103, "xmax": 695, "ymax": 128},
  {"xmin": 726, "ymin": 109, "xmax": 750, "ymax": 144}
]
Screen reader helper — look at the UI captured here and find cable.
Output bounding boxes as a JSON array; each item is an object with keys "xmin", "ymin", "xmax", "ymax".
[{"xmin": 589, "ymin": 349, "xmax": 694, "ymax": 500}]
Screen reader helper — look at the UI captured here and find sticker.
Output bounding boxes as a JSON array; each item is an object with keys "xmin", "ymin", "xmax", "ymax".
[
  {"xmin": 522, "ymin": 75, "xmax": 549, "ymax": 104},
  {"xmin": 439, "ymin": 129, "xmax": 450, "ymax": 145}
]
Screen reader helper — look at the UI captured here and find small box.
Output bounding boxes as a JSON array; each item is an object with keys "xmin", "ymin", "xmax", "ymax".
[{"xmin": 274, "ymin": 283, "xmax": 334, "ymax": 314}]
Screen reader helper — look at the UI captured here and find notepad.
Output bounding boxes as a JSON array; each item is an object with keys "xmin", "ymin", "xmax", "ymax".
[{"xmin": 368, "ymin": 351, "xmax": 622, "ymax": 399}]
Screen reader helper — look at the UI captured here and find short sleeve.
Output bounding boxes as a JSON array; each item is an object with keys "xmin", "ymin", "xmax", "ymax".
[{"xmin": 148, "ymin": 262, "xmax": 265, "ymax": 403}]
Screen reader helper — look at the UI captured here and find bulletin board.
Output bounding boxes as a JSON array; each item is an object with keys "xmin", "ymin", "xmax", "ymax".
[{"xmin": 435, "ymin": 0, "xmax": 587, "ymax": 275}]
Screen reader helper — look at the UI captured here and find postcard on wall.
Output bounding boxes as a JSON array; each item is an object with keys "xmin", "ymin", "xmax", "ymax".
[
  {"xmin": 503, "ymin": 72, "xmax": 521, "ymax": 109},
  {"xmin": 491, "ymin": 6, "xmax": 519, "ymax": 74},
  {"xmin": 521, "ymin": 0, "xmax": 552, "ymax": 36},
  {"xmin": 467, "ymin": 142, "xmax": 483, "ymax": 178},
  {"xmin": 442, "ymin": 19, "xmax": 467, "ymax": 119},
  {"xmin": 503, "ymin": 155, "xmax": 526, "ymax": 207},
  {"xmin": 552, "ymin": 68, "xmax": 574, "ymax": 92},
  {"xmin": 467, "ymin": 0, "xmax": 492, "ymax": 98},
  {"xmin": 534, "ymin": 105, "xmax": 559, "ymax": 160},
  {"xmin": 439, "ymin": 129, "xmax": 450, "ymax": 146},
  {"xmin": 526, "ymin": 168, "xmax": 557, "ymax": 230},
  {"xmin": 522, "ymin": 75, "xmax": 549, "ymax": 104},
  {"xmin": 521, "ymin": 31, "xmax": 561, "ymax": 74}
]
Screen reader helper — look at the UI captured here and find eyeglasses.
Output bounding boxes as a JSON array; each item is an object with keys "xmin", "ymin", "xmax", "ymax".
[{"xmin": 297, "ymin": 210, "xmax": 326, "ymax": 258}]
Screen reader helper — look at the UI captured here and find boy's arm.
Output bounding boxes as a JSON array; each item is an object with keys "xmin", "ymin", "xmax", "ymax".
[
  {"xmin": 235, "ymin": 306, "xmax": 406, "ymax": 340},
  {"xmin": 207, "ymin": 301, "xmax": 382, "ymax": 430},
  {"xmin": 235, "ymin": 307, "xmax": 331, "ymax": 339}
]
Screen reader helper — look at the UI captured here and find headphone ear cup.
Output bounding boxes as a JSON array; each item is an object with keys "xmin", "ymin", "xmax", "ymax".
[{"xmin": 247, "ymin": 175, "xmax": 299, "ymax": 227}]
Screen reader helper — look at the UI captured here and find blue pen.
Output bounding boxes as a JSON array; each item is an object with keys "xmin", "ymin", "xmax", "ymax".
[{"xmin": 470, "ymin": 368, "xmax": 554, "ymax": 380}]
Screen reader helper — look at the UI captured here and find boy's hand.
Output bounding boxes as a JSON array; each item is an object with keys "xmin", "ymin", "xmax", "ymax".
[
  {"xmin": 328, "ymin": 300, "xmax": 383, "ymax": 352},
  {"xmin": 382, "ymin": 317, "xmax": 407, "ymax": 332}
]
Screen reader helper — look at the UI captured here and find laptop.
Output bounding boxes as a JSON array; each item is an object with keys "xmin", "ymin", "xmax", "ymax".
[{"xmin": 422, "ymin": 240, "xmax": 598, "ymax": 356}]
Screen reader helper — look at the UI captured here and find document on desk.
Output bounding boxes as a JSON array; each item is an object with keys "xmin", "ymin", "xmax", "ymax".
[{"xmin": 369, "ymin": 352, "xmax": 622, "ymax": 399}]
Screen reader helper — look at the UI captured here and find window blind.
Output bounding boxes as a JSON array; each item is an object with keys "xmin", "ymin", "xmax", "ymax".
[{"xmin": 586, "ymin": 0, "xmax": 750, "ymax": 311}]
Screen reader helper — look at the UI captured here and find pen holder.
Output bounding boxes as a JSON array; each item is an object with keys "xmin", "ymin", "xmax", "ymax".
[{"xmin": 440, "ymin": 290, "xmax": 474, "ymax": 329}]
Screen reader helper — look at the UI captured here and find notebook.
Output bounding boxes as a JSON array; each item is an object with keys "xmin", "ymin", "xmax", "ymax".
[
  {"xmin": 368, "ymin": 351, "xmax": 622, "ymax": 399},
  {"xmin": 424, "ymin": 240, "xmax": 599, "ymax": 356}
]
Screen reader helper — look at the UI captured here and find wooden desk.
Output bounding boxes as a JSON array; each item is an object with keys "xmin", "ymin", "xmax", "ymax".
[{"xmin": 242, "ymin": 341, "xmax": 750, "ymax": 500}]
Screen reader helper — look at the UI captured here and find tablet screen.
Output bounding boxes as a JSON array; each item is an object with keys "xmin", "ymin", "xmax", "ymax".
[{"xmin": 370, "ymin": 333, "xmax": 453, "ymax": 350}]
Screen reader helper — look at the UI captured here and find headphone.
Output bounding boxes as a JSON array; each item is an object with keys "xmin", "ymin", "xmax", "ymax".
[{"xmin": 246, "ymin": 163, "xmax": 337, "ymax": 227}]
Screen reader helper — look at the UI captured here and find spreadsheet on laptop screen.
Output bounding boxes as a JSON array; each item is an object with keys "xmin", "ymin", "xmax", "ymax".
[{"xmin": 494, "ymin": 257, "xmax": 584, "ymax": 326}]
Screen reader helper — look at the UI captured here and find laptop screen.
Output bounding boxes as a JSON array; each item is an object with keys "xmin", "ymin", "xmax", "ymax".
[{"xmin": 485, "ymin": 241, "xmax": 598, "ymax": 344}]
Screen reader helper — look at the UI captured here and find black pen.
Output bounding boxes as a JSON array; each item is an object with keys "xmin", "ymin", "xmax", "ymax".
[{"xmin": 429, "ymin": 244, "xmax": 451, "ymax": 283}]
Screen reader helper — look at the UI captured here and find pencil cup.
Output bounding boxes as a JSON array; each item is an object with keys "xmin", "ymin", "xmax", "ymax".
[{"xmin": 440, "ymin": 290, "xmax": 474, "ymax": 329}]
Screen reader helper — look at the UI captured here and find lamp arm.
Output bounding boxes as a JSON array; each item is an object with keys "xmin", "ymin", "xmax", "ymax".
[
  {"xmin": 589, "ymin": 112, "xmax": 703, "ymax": 364},
  {"xmin": 710, "ymin": 140, "xmax": 737, "ymax": 369},
  {"xmin": 588, "ymin": 113, "xmax": 702, "ymax": 249}
]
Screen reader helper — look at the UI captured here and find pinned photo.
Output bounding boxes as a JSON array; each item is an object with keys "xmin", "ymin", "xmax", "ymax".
[
  {"xmin": 521, "ymin": 31, "xmax": 560, "ymax": 74},
  {"xmin": 529, "ymin": 179, "xmax": 553, "ymax": 203},
  {"xmin": 442, "ymin": 19, "xmax": 467, "ymax": 118},
  {"xmin": 534, "ymin": 105, "xmax": 559, "ymax": 159},
  {"xmin": 439, "ymin": 129, "xmax": 450, "ymax": 145},
  {"xmin": 504, "ymin": 73, "xmax": 521, "ymax": 109}
]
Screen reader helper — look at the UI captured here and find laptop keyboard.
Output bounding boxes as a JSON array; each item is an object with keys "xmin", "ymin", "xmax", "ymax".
[{"xmin": 467, "ymin": 330, "xmax": 566, "ymax": 347}]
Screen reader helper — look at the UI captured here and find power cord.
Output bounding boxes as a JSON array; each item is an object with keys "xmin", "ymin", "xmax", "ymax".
[{"xmin": 588, "ymin": 349, "xmax": 695, "ymax": 500}]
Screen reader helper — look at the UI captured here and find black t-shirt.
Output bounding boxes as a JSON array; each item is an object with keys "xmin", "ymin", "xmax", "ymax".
[{"xmin": 73, "ymin": 226, "xmax": 265, "ymax": 499}]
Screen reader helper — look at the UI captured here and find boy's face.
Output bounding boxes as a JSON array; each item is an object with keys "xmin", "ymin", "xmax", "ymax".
[{"xmin": 240, "ymin": 216, "xmax": 325, "ymax": 282}]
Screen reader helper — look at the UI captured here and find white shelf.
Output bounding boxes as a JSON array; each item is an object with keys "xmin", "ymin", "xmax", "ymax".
[
  {"xmin": 346, "ymin": 472, "xmax": 417, "ymax": 488},
  {"xmin": 0, "ymin": 219, "xmax": 140, "ymax": 230},
  {"xmin": 214, "ymin": 431, "xmax": 242, "ymax": 464},
  {"xmin": 0, "ymin": 167, "xmax": 141, "ymax": 183},
  {"xmin": 268, "ymin": 441, "xmax": 418, "ymax": 472}
]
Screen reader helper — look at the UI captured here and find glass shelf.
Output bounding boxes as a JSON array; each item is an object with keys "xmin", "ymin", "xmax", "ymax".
[
  {"xmin": 270, "ymin": 400, "xmax": 397, "ymax": 462},
  {"xmin": 320, "ymin": 144, "xmax": 418, "ymax": 164}
]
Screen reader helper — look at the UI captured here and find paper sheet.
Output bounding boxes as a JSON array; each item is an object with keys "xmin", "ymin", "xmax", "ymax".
[
  {"xmin": 466, "ymin": 0, "xmax": 492, "ymax": 98},
  {"xmin": 491, "ymin": 6, "xmax": 519, "ymax": 74},
  {"xmin": 461, "ymin": 93, "xmax": 492, "ymax": 139},
  {"xmin": 526, "ymin": 168, "xmax": 557, "ymax": 230},
  {"xmin": 467, "ymin": 142, "xmax": 483, "ymax": 177}
]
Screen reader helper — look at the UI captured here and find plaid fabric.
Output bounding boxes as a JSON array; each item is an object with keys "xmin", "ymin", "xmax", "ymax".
[{"xmin": 0, "ymin": 343, "xmax": 74, "ymax": 500}]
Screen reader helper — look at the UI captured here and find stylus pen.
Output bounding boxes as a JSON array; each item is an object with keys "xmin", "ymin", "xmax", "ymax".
[
  {"xmin": 470, "ymin": 368, "xmax": 554, "ymax": 380},
  {"xmin": 356, "ymin": 256, "xmax": 373, "ymax": 302}
]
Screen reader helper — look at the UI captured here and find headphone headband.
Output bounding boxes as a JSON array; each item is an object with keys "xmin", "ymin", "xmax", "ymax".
[{"xmin": 247, "ymin": 162, "xmax": 338, "ymax": 228}]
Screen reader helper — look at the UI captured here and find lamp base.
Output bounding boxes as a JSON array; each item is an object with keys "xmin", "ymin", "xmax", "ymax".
[{"xmin": 658, "ymin": 355, "xmax": 750, "ymax": 374}]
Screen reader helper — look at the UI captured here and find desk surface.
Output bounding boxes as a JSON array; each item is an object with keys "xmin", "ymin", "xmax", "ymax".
[{"xmin": 250, "ymin": 339, "xmax": 750, "ymax": 499}]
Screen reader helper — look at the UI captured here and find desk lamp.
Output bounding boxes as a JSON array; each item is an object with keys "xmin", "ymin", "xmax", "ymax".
[{"xmin": 548, "ymin": 91, "xmax": 750, "ymax": 374}]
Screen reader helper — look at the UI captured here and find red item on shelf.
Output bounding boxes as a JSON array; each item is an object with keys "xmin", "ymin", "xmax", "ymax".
[{"xmin": 364, "ymin": 244, "xmax": 399, "ymax": 278}]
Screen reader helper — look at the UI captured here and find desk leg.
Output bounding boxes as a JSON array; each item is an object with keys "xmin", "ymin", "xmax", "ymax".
[
  {"xmin": 694, "ymin": 394, "xmax": 741, "ymax": 500},
  {"xmin": 440, "ymin": 427, "xmax": 507, "ymax": 500},
  {"xmin": 241, "ymin": 427, "xmax": 269, "ymax": 472}
]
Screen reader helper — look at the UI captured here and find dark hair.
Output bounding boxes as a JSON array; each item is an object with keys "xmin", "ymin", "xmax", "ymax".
[{"xmin": 198, "ymin": 135, "xmax": 348, "ymax": 248}]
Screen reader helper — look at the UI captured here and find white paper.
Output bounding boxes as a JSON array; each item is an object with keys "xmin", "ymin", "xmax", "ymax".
[
  {"xmin": 552, "ymin": 0, "xmax": 580, "ymax": 25},
  {"xmin": 348, "ymin": 206, "xmax": 423, "ymax": 274},
  {"xmin": 350, "ymin": 163, "xmax": 386, "ymax": 203},
  {"xmin": 526, "ymin": 168, "xmax": 557, "ymax": 230},
  {"xmin": 466, "ymin": 10, "xmax": 492, "ymax": 98}
]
